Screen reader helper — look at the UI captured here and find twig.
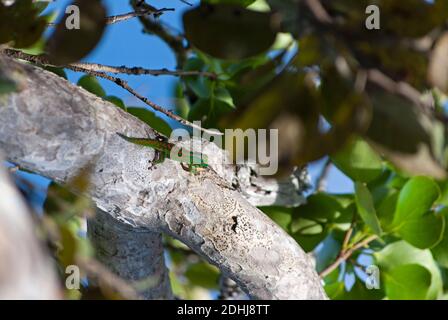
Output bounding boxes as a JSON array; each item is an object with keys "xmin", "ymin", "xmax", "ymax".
[
  {"xmin": 179, "ymin": 0, "xmax": 193, "ymax": 6},
  {"xmin": 3, "ymin": 48, "xmax": 214, "ymax": 79},
  {"xmin": 366, "ymin": 69, "xmax": 433, "ymax": 112},
  {"xmin": 47, "ymin": 8, "xmax": 174, "ymax": 26},
  {"xmin": 71, "ymin": 62, "xmax": 217, "ymax": 79},
  {"xmin": 304, "ymin": 0, "xmax": 333, "ymax": 24},
  {"xmin": 132, "ymin": 0, "xmax": 187, "ymax": 68},
  {"xmin": 2, "ymin": 48, "xmax": 222, "ymax": 136},
  {"xmin": 341, "ymin": 226, "xmax": 353, "ymax": 251},
  {"xmin": 69, "ymin": 67, "xmax": 221, "ymax": 135},
  {"xmin": 315, "ymin": 158, "xmax": 332, "ymax": 192},
  {"xmin": 319, "ymin": 234, "xmax": 378, "ymax": 278},
  {"xmin": 105, "ymin": 8, "xmax": 174, "ymax": 24}
]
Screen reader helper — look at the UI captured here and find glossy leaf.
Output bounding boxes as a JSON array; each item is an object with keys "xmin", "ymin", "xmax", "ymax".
[
  {"xmin": 394, "ymin": 177, "xmax": 440, "ymax": 223},
  {"xmin": 384, "ymin": 264, "xmax": 431, "ymax": 300},
  {"xmin": 127, "ymin": 107, "xmax": 172, "ymax": 137},
  {"xmin": 355, "ymin": 182, "xmax": 382, "ymax": 235},
  {"xmin": 185, "ymin": 262, "xmax": 220, "ymax": 289},
  {"xmin": 392, "ymin": 177, "xmax": 444, "ymax": 248},
  {"xmin": 326, "ymin": 280, "xmax": 384, "ymax": 300},
  {"xmin": 431, "ymin": 208, "xmax": 448, "ymax": 268},
  {"xmin": 397, "ymin": 212, "xmax": 445, "ymax": 249},
  {"xmin": 105, "ymin": 96, "xmax": 126, "ymax": 110},
  {"xmin": 77, "ymin": 75, "xmax": 106, "ymax": 97},
  {"xmin": 375, "ymin": 241, "xmax": 443, "ymax": 299}
]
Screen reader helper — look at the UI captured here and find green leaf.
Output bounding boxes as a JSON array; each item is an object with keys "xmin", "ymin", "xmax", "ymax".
[
  {"xmin": 43, "ymin": 66, "xmax": 68, "ymax": 79},
  {"xmin": 288, "ymin": 195, "xmax": 340, "ymax": 252},
  {"xmin": 375, "ymin": 241, "xmax": 443, "ymax": 299},
  {"xmin": 260, "ymin": 206, "xmax": 292, "ymax": 230},
  {"xmin": 77, "ymin": 75, "xmax": 106, "ymax": 97},
  {"xmin": 260, "ymin": 206, "xmax": 327, "ymax": 252},
  {"xmin": 187, "ymin": 78, "xmax": 212, "ymax": 99},
  {"xmin": 292, "ymin": 193, "xmax": 354, "ymax": 224},
  {"xmin": 394, "ymin": 176, "xmax": 440, "ymax": 223},
  {"xmin": 331, "ymin": 138, "xmax": 384, "ymax": 183},
  {"xmin": 0, "ymin": 0, "xmax": 47, "ymax": 48},
  {"xmin": 397, "ymin": 212, "xmax": 445, "ymax": 249},
  {"xmin": 384, "ymin": 264, "xmax": 431, "ymax": 300},
  {"xmin": 354, "ymin": 182, "xmax": 382, "ymax": 235},
  {"xmin": 436, "ymin": 180, "xmax": 448, "ymax": 206},
  {"xmin": 326, "ymin": 280, "xmax": 384, "ymax": 300},
  {"xmin": 375, "ymin": 189, "xmax": 398, "ymax": 231},
  {"xmin": 105, "ymin": 95, "xmax": 126, "ymax": 110},
  {"xmin": 184, "ymin": 262, "xmax": 220, "ymax": 289},
  {"xmin": 392, "ymin": 176, "xmax": 444, "ymax": 248},
  {"xmin": 45, "ymin": 0, "xmax": 107, "ymax": 64},
  {"xmin": 127, "ymin": 107, "xmax": 172, "ymax": 137},
  {"xmin": 0, "ymin": 74, "xmax": 17, "ymax": 95},
  {"xmin": 291, "ymin": 219, "xmax": 326, "ymax": 252},
  {"xmin": 324, "ymin": 282, "xmax": 346, "ymax": 299},
  {"xmin": 431, "ymin": 208, "xmax": 448, "ymax": 268},
  {"xmin": 188, "ymin": 97, "xmax": 234, "ymax": 127},
  {"xmin": 183, "ymin": 4, "xmax": 278, "ymax": 60},
  {"xmin": 214, "ymin": 86, "xmax": 235, "ymax": 109}
]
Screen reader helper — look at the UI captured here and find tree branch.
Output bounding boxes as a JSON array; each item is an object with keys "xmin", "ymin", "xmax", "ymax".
[
  {"xmin": 2, "ymin": 48, "xmax": 220, "ymax": 136},
  {"xmin": 319, "ymin": 234, "xmax": 378, "ymax": 278},
  {"xmin": 0, "ymin": 55, "xmax": 327, "ymax": 299},
  {"xmin": 131, "ymin": 0, "xmax": 188, "ymax": 68},
  {"xmin": 87, "ymin": 208, "xmax": 173, "ymax": 299},
  {"xmin": 0, "ymin": 153, "xmax": 61, "ymax": 299}
]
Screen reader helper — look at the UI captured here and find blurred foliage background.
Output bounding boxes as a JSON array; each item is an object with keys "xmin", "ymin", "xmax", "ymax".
[{"xmin": 2, "ymin": 0, "xmax": 448, "ymax": 299}]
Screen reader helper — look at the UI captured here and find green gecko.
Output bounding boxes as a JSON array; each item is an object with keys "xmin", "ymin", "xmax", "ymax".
[{"xmin": 117, "ymin": 133, "xmax": 209, "ymax": 174}]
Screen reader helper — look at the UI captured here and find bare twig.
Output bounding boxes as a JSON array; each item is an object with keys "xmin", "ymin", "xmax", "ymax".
[
  {"xmin": 341, "ymin": 226, "xmax": 353, "ymax": 251},
  {"xmin": 2, "ymin": 48, "xmax": 214, "ymax": 79},
  {"xmin": 304, "ymin": 0, "xmax": 333, "ymax": 24},
  {"xmin": 319, "ymin": 235, "xmax": 378, "ymax": 278},
  {"xmin": 132, "ymin": 0, "xmax": 187, "ymax": 68},
  {"xmin": 68, "ymin": 67, "xmax": 221, "ymax": 136},
  {"xmin": 48, "ymin": 8, "xmax": 175, "ymax": 26},
  {"xmin": 2, "ymin": 48, "xmax": 222, "ymax": 136},
  {"xmin": 315, "ymin": 158, "xmax": 332, "ymax": 192},
  {"xmin": 71, "ymin": 62, "xmax": 217, "ymax": 79},
  {"xmin": 105, "ymin": 8, "xmax": 174, "ymax": 24},
  {"xmin": 179, "ymin": 0, "xmax": 193, "ymax": 6},
  {"xmin": 366, "ymin": 69, "xmax": 433, "ymax": 111}
]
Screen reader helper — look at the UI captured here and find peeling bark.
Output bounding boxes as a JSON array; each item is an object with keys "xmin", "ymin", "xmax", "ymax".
[{"xmin": 0, "ymin": 56, "xmax": 327, "ymax": 299}]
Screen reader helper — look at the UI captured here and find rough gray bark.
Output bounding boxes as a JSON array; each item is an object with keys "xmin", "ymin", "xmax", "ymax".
[
  {"xmin": 0, "ymin": 55, "xmax": 327, "ymax": 299},
  {"xmin": 0, "ymin": 154, "xmax": 61, "ymax": 299},
  {"xmin": 88, "ymin": 208, "xmax": 173, "ymax": 299}
]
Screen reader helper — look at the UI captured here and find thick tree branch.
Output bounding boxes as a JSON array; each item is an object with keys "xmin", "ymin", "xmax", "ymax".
[
  {"xmin": 0, "ymin": 56, "xmax": 327, "ymax": 299},
  {"xmin": 0, "ymin": 154, "xmax": 61, "ymax": 299},
  {"xmin": 88, "ymin": 208, "xmax": 173, "ymax": 299}
]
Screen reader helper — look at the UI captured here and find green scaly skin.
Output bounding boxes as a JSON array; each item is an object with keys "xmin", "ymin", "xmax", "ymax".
[{"xmin": 117, "ymin": 133, "xmax": 208, "ymax": 174}]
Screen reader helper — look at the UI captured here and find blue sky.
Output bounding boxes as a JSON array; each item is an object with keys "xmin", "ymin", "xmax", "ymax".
[{"xmin": 9, "ymin": 0, "xmax": 353, "ymax": 213}]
